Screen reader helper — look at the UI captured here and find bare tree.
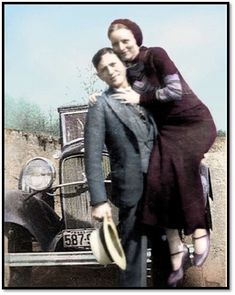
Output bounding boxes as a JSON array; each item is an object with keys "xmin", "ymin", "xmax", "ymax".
[{"xmin": 75, "ymin": 63, "xmax": 105, "ymax": 104}]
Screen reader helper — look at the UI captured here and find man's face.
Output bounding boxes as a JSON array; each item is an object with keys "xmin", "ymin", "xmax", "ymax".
[{"xmin": 97, "ymin": 52, "xmax": 128, "ymax": 89}]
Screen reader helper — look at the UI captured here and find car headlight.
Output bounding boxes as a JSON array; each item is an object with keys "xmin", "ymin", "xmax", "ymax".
[{"xmin": 22, "ymin": 157, "xmax": 56, "ymax": 191}]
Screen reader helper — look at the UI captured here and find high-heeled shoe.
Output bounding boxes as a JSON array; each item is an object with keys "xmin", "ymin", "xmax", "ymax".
[
  {"xmin": 193, "ymin": 232, "xmax": 210, "ymax": 267},
  {"xmin": 167, "ymin": 245, "xmax": 190, "ymax": 288}
]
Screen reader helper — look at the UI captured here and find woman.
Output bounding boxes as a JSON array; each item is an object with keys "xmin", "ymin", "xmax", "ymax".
[{"xmin": 91, "ymin": 18, "xmax": 217, "ymax": 287}]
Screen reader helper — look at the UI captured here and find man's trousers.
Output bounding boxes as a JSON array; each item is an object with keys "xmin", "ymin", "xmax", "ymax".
[{"xmin": 118, "ymin": 203, "xmax": 148, "ymax": 288}]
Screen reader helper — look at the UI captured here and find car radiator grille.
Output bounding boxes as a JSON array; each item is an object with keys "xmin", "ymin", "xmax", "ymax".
[{"xmin": 61, "ymin": 154, "xmax": 112, "ymax": 229}]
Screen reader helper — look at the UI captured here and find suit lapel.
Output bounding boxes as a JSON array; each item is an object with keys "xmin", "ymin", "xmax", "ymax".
[{"xmin": 103, "ymin": 92, "xmax": 139, "ymax": 137}]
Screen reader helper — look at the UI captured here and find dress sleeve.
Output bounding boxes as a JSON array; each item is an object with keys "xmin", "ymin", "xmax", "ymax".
[{"xmin": 140, "ymin": 47, "xmax": 183, "ymax": 105}]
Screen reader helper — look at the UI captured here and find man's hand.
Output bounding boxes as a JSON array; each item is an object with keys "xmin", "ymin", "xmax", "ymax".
[
  {"xmin": 88, "ymin": 92, "xmax": 101, "ymax": 106},
  {"xmin": 92, "ymin": 202, "xmax": 112, "ymax": 221},
  {"xmin": 111, "ymin": 89, "xmax": 140, "ymax": 104}
]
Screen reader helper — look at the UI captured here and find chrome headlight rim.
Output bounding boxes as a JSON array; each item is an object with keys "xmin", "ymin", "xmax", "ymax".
[{"xmin": 21, "ymin": 157, "xmax": 56, "ymax": 191}]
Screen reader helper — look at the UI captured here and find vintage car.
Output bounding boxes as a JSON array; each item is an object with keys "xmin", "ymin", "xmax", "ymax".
[
  {"xmin": 4, "ymin": 104, "xmax": 119, "ymax": 287},
  {"xmin": 4, "ymin": 104, "xmax": 212, "ymax": 288}
]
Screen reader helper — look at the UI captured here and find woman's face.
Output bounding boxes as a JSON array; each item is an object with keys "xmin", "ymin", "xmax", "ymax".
[{"xmin": 109, "ymin": 28, "xmax": 140, "ymax": 62}]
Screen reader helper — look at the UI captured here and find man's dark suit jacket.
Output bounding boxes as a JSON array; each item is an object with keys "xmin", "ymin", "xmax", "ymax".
[{"xmin": 84, "ymin": 89, "xmax": 145, "ymax": 209}]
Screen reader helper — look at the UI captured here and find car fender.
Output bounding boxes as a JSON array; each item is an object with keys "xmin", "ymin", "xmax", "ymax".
[{"xmin": 4, "ymin": 190, "xmax": 62, "ymax": 251}]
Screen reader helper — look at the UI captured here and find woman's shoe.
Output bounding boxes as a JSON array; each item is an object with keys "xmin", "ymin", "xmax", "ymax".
[
  {"xmin": 167, "ymin": 245, "xmax": 190, "ymax": 288},
  {"xmin": 193, "ymin": 232, "xmax": 210, "ymax": 267}
]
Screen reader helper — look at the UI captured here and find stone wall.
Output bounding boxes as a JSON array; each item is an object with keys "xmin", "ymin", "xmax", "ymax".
[
  {"xmin": 4, "ymin": 128, "xmax": 60, "ymax": 190},
  {"xmin": 184, "ymin": 136, "xmax": 227, "ymax": 287}
]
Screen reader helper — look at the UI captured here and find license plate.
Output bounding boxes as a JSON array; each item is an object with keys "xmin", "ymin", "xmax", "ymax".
[{"xmin": 63, "ymin": 228, "xmax": 93, "ymax": 249}]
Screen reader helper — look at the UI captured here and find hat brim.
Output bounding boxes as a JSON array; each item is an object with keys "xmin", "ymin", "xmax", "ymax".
[
  {"xmin": 90, "ymin": 216, "xmax": 126, "ymax": 270},
  {"xmin": 90, "ymin": 228, "xmax": 113, "ymax": 265},
  {"xmin": 103, "ymin": 217, "xmax": 126, "ymax": 270}
]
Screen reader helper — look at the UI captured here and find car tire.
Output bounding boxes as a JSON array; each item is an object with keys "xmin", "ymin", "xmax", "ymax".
[{"xmin": 4, "ymin": 224, "xmax": 33, "ymax": 287}]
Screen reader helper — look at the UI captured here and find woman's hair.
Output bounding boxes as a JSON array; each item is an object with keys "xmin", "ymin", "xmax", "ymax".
[
  {"xmin": 107, "ymin": 19, "xmax": 143, "ymax": 46},
  {"xmin": 107, "ymin": 23, "xmax": 129, "ymax": 38},
  {"xmin": 92, "ymin": 47, "xmax": 115, "ymax": 69}
]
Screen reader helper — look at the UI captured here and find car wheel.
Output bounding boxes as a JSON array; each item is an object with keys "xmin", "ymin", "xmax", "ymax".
[{"xmin": 4, "ymin": 224, "xmax": 33, "ymax": 287}]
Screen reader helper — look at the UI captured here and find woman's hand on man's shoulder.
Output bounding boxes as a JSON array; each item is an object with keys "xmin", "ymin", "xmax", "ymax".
[{"xmin": 88, "ymin": 92, "xmax": 102, "ymax": 106}]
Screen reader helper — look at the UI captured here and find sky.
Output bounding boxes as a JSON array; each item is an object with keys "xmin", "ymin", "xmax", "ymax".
[{"xmin": 4, "ymin": 2, "xmax": 228, "ymax": 130}]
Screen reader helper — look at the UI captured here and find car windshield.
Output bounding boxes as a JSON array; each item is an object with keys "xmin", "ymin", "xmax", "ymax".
[{"xmin": 59, "ymin": 106, "xmax": 88, "ymax": 146}]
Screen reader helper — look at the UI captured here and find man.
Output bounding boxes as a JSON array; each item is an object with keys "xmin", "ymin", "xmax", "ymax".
[{"xmin": 84, "ymin": 47, "xmax": 156, "ymax": 287}]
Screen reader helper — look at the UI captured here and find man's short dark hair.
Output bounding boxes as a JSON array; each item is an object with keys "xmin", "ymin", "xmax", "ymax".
[{"xmin": 92, "ymin": 47, "xmax": 115, "ymax": 69}]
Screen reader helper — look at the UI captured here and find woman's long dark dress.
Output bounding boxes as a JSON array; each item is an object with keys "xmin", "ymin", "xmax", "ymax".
[{"xmin": 127, "ymin": 46, "xmax": 217, "ymax": 235}]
